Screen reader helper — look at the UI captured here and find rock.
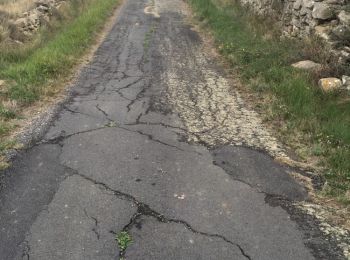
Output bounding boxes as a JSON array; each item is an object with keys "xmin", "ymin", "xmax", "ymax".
[
  {"xmin": 330, "ymin": 19, "xmax": 338, "ymax": 26},
  {"xmin": 338, "ymin": 11, "xmax": 350, "ymax": 26},
  {"xmin": 324, "ymin": 0, "xmax": 344, "ymax": 4},
  {"xmin": 28, "ymin": 13, "xmax": 40, "ymax": 24},
  {"xmin": 56, "ymin": 1, "xmax": 70, "ymax": 15},
  {"xmin": 300, "ymin": 7, "xmax": 309, "ymax": 16},
  {"xmin": 37, "ymin": 5, "xmax": 50, "ymax": 13},
  {"xmin": 318, "ymin": 78, "xmax": 342, "ymax": 92},
  {"xmin": 339, "ymin": 50, "xmax": 350, "ymax": 62},
  {"xmin": 315, "ymin": 25, "xmax": 332, "ymax": 40},
  {"xmin": 34, "ymin": 0, "xmax": 50, "ymax": 8},
  {"xmin": 292, "ymin": 60, "xmax": 322, "ymax": 70},
  {"xmin": 312, "ymin": 3, "xmax": 334, "ymax": 20},
  {"xmin": 14, "ymin": 18, "xmax": 27, "ymax": 28},
  {"xmin": 292, "ymin": 18, "xmax": 301, "ymax": 27},
  {"xmin": 8, "ymin": 23, "xmax": 27, "ymax": 41},
  {"xmin": 303, "ymin": 0, "xmax": 314, "ymax": 9},
  {"xmin": 342, "ymin": 75, "xmax": 350, "ymax": 90},
  {"xmin": 294, "ymin": 0, "xmax": 302, "ymax": 10},
  {"xmin": 332, "ymin": 25, "xmax": 350, "ymax": 41}
]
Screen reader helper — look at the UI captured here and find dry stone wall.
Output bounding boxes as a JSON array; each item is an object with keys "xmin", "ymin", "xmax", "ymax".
[
  {"xmin": 238, "ymin": 0, "xmax": 350, "ymax": 63},
  {"xmin": 4, "ymin": 0, "xmax": 67, "ymax": 43}
]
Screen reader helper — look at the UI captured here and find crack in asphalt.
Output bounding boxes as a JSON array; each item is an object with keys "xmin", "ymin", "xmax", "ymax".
[
  {"xmin": 126, "ymin": 81, "xmax": 151, "ymax": 112},
  {"xmin": 72, "ymin": 171, "xmax": 252, "ymax": 260},
  {"xmin": 95, "ymin": 104, "xmax": 110, "ymax": 119},
  {"xmin": 92, "ymin": 105, "xmax": 195, "ymax": 153},
  {"xmin": 42, "ymin": 121, "xmax": 190, "ymax": 154},
  {"xmin": 64, "ymin": 106, "xmax": 106, "ymax": 122},
  {"xmin": 83, "ymin": 208, "xmax": 100, "ymax": 240},
  {"xmin": 21, "ymin": 240, "xmax": 30, "ymax": 260},
  {"xmin": 125, "ymin": 121, "xmax": 186, "ymax": 132},
  {"xmin": 117, "ymin": 124, "xmax": 190, "ymax": 153},
  {"xmin": 116, "ymin": 77, "xmax": 144, "ymax": 92}
]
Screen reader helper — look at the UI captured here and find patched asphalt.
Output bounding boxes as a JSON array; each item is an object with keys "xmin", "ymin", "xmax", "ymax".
[{"xmin": 0, "ymin": 0, "xmax": 346, "ymax": 259}]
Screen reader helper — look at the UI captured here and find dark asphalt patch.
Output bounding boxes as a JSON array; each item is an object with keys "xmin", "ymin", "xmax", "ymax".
[{"xmin": 212, "ymin": 145, "xmax": 308, "ymax": 201}]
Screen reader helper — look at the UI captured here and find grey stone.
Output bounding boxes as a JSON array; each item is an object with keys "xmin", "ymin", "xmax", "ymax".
[
  {"xmin": 342, "ymin": 75, "xmax": 350, "ymax": 90},
  {"xmin": 315, "ymin": 24, "xmax": 332, "ymax": 40},
  {"xmin": 292, "ymin": 60, "xmax": 322, "ymax": 70},
  {"xmin": 324, "ymin": 0, "xmax": 344, "ymax": 4},
  {"xmin": 303, "ymin": 0, "xmax": 314, "ymax": 9},
  {"xmin": 338, "ymin": 11, "xmax": 350, "ymax": 26},
  {"xmin": 312, "ymin": 3, "xmax": 334, "ymax": 20},
  {"xmin": 300, "ymin": 7, "xmax": 309, "ymax": 16},
  {"xmin": 339, "ymin": 50, "xmax": 350, "ymax": 62},
  {"xmin": 292, "ymin": 17, "xmax": 301, "ymax": 27},
  {"xmin": 332, "ymin": 25, "xmax": 350, "ymax": 41},
  {"xmin": 37, "ymin": 5, "xmax": 50, "ymax": 12},
  {"xmin": 294, "ymin": 0, "xmax": 302, "ymax": 10},
  {"xmin": 34, "ymin": 0, "xmax": 51, "ymax": 8}
]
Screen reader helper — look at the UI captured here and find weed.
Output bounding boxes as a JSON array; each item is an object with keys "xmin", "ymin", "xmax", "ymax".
[
  {"xmin": 0, "ymin": 121, "xmax": 13, "ymax": 136},
  {"xmin": 0, "ymin": 139, "xmax": 17, "ymax": 152},
  {"xmin": 0, "ymin": 106, "xmax": 16, "ymax": 120},
  {"xmin": 105, "ymin": 121, "xmax": 117, "ymax": 127},
  {"xmin": 311, "ymin": 143, "xmax": 324, "ymax": 157},
  {"xmin": 116, "ymin": 231, "xmax": 132, "ymax": 252}
]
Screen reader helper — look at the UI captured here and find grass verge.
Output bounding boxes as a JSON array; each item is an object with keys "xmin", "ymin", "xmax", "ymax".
[
  {"xmin": 189, "ymin": 0, "xmax": 350, "ymax": 203},
  {"xmin": 0, "ymin": 0, "xmax": 120, "ymax": 168}
]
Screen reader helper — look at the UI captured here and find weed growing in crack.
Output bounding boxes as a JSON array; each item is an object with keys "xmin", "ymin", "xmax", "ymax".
[
  {"xmin": 116, "ymin": 231, "xmax": 132, "ymax": 253},
  {"xmin": 105, "ymin": 121, "xmax": 117, "ymax": 127}
]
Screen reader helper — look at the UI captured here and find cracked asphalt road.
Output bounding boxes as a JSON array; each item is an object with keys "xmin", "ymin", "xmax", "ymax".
[{"xmin": 0, "ymin": 0, "xmax": 346, "ymax": 259}]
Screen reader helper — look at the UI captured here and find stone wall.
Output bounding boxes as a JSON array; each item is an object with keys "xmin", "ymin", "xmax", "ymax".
[
  {"xmin": 237, "ymin": 0, "xmax": 350, "ymax": 62},
  {"xmin": 2, "ymin": 0, "xmax": 67, "ymax": 43}
]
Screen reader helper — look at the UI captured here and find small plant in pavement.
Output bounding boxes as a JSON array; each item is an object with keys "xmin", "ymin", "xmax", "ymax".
[{"xmin": 116, "ymin": 231, "xmax": 132, "ymax": 252}]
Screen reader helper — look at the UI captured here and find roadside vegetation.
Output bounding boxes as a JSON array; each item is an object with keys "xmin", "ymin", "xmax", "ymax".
[
  {"xmin": 0, "ymin": 0, "xmax": 36, "ymax": 15},
  {"xmin": 0, "ymin": 0, "xmax": 120, "ymax": 167},
  {"xmin": 189, "ymin": 0, "xmax": 350, "ymax": 203}
]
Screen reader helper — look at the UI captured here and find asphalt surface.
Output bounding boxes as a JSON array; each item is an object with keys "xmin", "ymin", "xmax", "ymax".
[{"xmin": 0, "ymin": 0, "xmax": 346, "ymax": 259}]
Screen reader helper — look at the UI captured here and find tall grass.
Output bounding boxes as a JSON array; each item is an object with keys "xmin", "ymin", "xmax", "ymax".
[
  {"xmin": 0, "ymin": 0, "xmax": 36, "ymax": 16},
  {"xmin": 189, "ymin": 0, "xmax": 350, "ymax": 202}
]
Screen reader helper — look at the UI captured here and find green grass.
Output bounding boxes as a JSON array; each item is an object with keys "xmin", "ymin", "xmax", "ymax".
[
  {"xmin": 0, "ymin": 106, "xmax": 16, "ymax": 120},
  {"xmin": 0, "ymin": 0, "xmax": 119, "ymax": 103},
  {"xmin": 116, "ymin": 231, "xmax": 132, "ymax": 252},
  {"xmin": 189, "ymin": 0, "xmax": 350, "ymax": 202}
]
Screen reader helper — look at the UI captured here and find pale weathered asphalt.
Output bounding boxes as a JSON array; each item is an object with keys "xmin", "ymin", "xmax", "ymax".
[{"xmin": 0, "ymin": 0, "xmax": 346, "ymax": 259}]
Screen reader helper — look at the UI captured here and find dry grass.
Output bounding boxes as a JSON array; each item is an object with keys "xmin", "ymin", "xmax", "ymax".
[
  {"xmin": 0, "ymin": 0, "xmax": 36, "ymax": 16},
  {"xmin": 0, "ymin": 0, "xmax": 38, "ymax": 42}
]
